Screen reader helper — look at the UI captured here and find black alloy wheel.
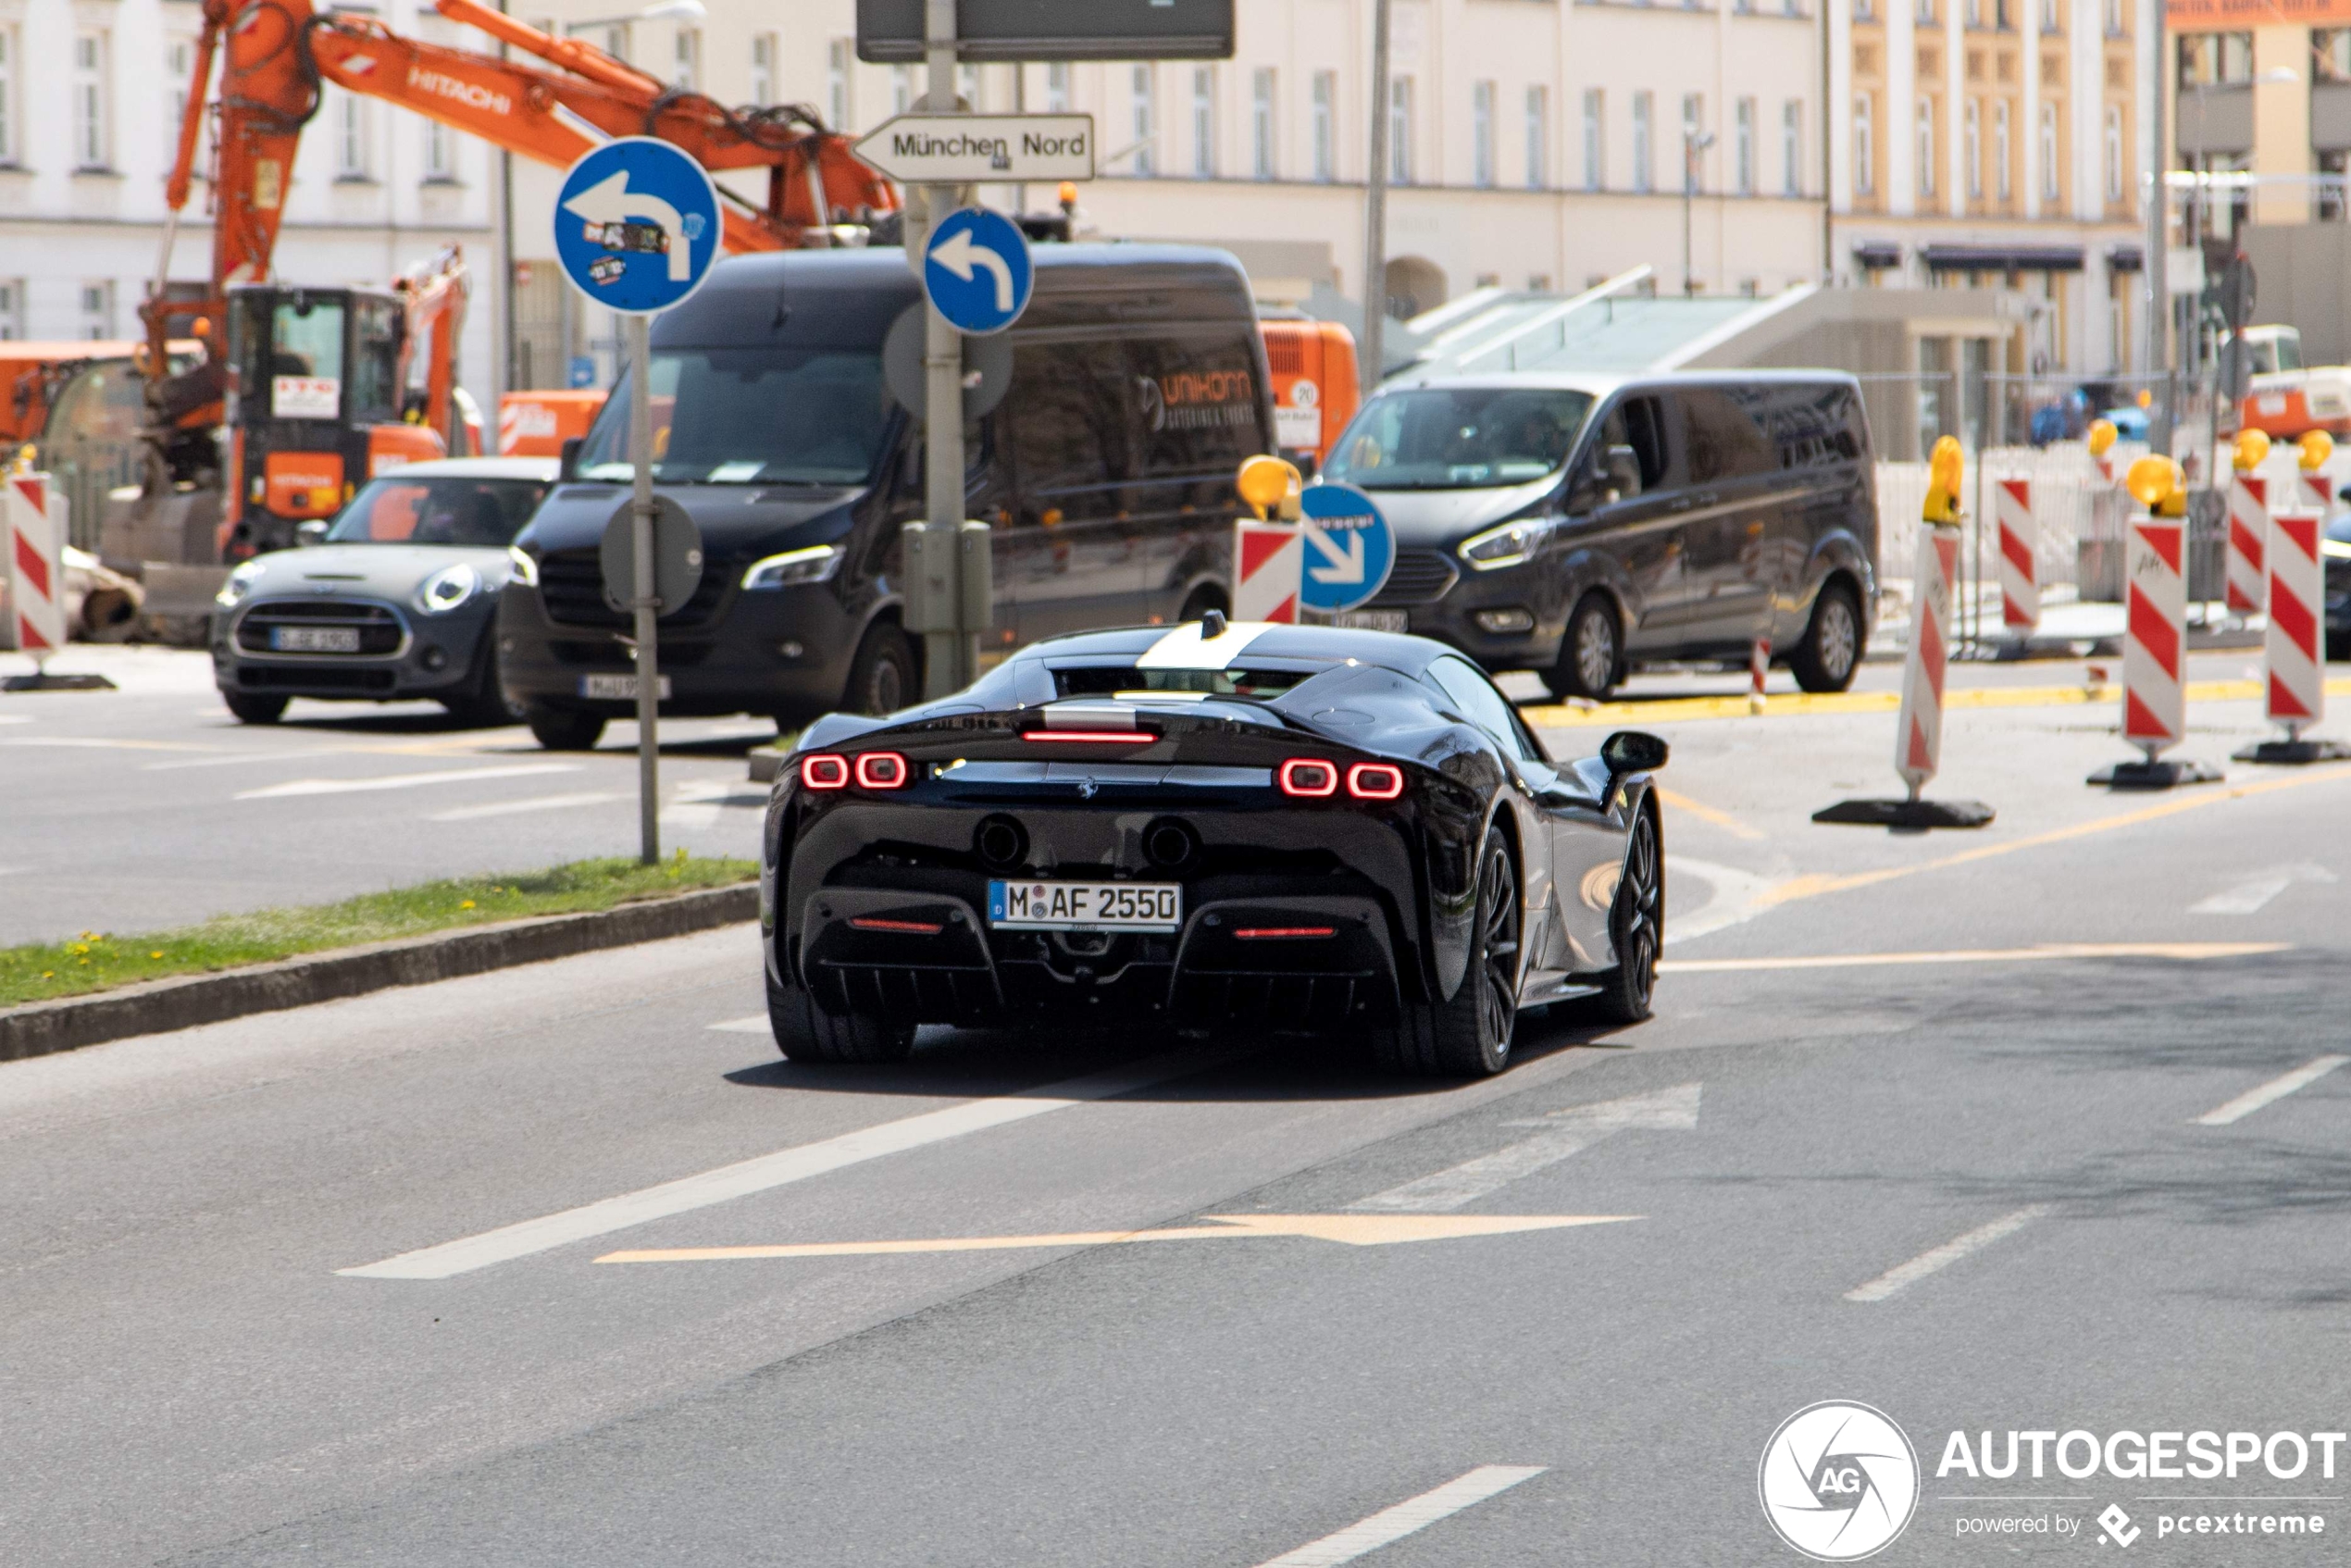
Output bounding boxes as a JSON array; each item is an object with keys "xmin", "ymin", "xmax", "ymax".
[
  {"xmin": 1596, "ymin": 805, "xmax": 1661, "ymax": 1024},
  {"xmin": 1371, "ymin": 827, "xmax": 1521, "ymax": 1077},
  {"xmin": 767, "ymin": 969, "xmax": 915, "ymax": 1064},
  {"xmin": 1547, "ymin": 593, "xmax": 1620, "ymax": 702}
]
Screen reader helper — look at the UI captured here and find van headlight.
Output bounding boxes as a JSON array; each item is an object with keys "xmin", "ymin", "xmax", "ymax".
[
  {"xmin": 741, "ymin": 544, "xmax": 841, "ymax": 590},
  {"xmin": 216, "ymin": 559, "xmax": 267, "ymax": 608},
  {"xmin": 507, "ymin": 545, "xmax": 540, "ymax": 587},
  {"xmin": 415, "ymin": 563, "xmax": 480, "ymax": 615},
  {"xmin": 2324, "ymin": 537, "xmax": 2351, "ymax": 561},
  {"xmin": 1458, "ymin": 518, "xmax": 1551, "ymax": 571}
]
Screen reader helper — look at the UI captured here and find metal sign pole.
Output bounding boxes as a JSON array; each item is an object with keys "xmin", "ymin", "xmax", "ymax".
[
  {"xmin": 1360, "ymin": 0, "xmax": 1391, "ymax": 400},
  {"xmin": 923, "ymin": 0, "xmax": 969, "ymax": 699},
  {"xmin": 628, "ymin": 311, "xmax": 660, "ymax": 865}
]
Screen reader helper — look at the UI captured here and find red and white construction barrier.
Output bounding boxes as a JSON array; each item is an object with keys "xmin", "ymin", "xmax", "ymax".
[
  {"xmin": 2, "ymin": 474, "xmax": 65, "ymax": 663},
  {"xmin": 2121, "ymin": 510, "xmax": 2186, "ymax": 759},
  {"xmin": 2224, "ymin": 472, "xmax": 2268, "ymax": 616},
  {"xmin": 1748, "ymin": 635, "xmax": 1770, "ymax": 712},
  {"xmin": 2298, "ymin": 467, "xmax": 2335, "ymax": 517},
  {"xmin": 1896, "ymin": 524, "xmax": 1959, "ymax": 795},
  {"xmin": 1995, "ymin": 479, "xmax": 2039, "ymax": 633},
  {"xmin": 1233, "ymin": 520, "xmax": 1302, "ymax": 624},
  {"xmin": 2266, "ymin": 508, "xmax": 2326, "ymax": 735}
]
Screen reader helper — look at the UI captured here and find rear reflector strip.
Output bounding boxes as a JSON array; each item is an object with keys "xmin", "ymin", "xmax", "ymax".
[
  {"xmin": 1022, "ymin": 730, "xmax": 1154, "ymax": 743},
  {"xmin": 1233, "ymin": 926, "xmax": 1337, "ymax": 940},
  {"xmin": 848, "ymin": 917, "xmax": 944, "ymax": 935}
]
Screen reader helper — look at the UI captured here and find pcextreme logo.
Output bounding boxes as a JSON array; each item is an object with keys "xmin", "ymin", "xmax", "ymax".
[{"xmin": 1760, "ymin": 1401, "xmax": 1922, "ymax": 1561}]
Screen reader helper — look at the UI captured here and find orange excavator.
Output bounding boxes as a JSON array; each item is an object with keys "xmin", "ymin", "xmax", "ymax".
[{"xmin": 141, "ymin": 0, "xmax": 899, "ymax": 557}]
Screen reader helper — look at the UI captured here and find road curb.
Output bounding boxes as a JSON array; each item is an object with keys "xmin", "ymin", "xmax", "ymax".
[{"xmin": 0, "ymin": 882, "xmax": 761, "ymax": 1064}]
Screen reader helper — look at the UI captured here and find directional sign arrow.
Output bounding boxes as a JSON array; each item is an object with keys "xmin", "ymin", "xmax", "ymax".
[
  {"xmin": 1350, "ymin": 1083, "xmax": 1703, "ymax": 1213},
  {"xmin": 592, "ymin": 1213, "xmax": 1636, "ymax": 1263},
  {"xmin": 561, "ymin": 169, "xmax": 690, "ymax": 281},
  {"xmin": 930, "ymin": 227, "xmax": 1016, "ymax": 312},
  {"xmin": 1305, "ymin": 525, "xmax": 1366, "ymax": 584}
]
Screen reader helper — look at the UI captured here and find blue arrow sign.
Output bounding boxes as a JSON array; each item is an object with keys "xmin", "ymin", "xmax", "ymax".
[
  {"xmin": 1297, "ymin": 483, "xmax": 1395, "ymax": 614},
  {"xmin": 923, "ymin": 206, "xmax": 1034, "ymax": 335},
  {"xmin": 554, "ymin": 138, "xmax": 721, "ymax": 316}
]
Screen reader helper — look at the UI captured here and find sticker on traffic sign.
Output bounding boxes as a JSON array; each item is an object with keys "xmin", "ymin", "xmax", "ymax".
[
  {"xmin": 923, "ymin": 207, "xmax": 1034, "ymax": 335},
  {"xmin": 554, "ymin": 137, "xmax": 721, "ymax": 316},
  {"xmin": 853, "ymin": 114, "xmax": 1095, "ymax": 184},
  {"xmin": 1298, "ymin": 482, "xmax": 1395, "ymax": 614}
]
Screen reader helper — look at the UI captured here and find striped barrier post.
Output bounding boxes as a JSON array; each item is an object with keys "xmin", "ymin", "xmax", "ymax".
[
  {"xmin": 1814, "ymin": 436, "xmax": 1994, "ymax": 828},
  {"xmin": 1233, "ymin": 520, "xmax": 1302, "ymax": 624},
  {"xmin": 2236, "ymin": 431, "xmax": 2349, "ymax": 762},
  {"xmin": 1748, "ymin": 635, "xmax": 1769, "ymax": 713},
  {"xmin": 2090, "ymin": 456, "xmax": 2222, "ymax": 788},
  {"xmin": 2224, "ymin": 430, "xmax": 2270, "ymax": 618},
  {"xmin": 3, "ymin": 473, "xmax": 65, "ymax": 664},
  {"xmin": 1994, "ymin": 478, "xmax": 2039, "ymax": 635}
]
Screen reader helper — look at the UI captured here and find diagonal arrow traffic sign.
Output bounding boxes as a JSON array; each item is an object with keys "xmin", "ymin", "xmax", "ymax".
[
  {"xmin": 592, "ymin": 1212, "xmax": 1636, "ymax": 1263},
  {"xmin": 1350, "ymin": 1083, "xmax": 1702, "ymax": 1213},
  {"xmin": 1305, "ymin": 525, "xmax": 1366, "ymax": 584},
  {"xmin": 930, "ymin": 228, "xmax": 1016, "ymax": 312},
  {"xmin": 562, "ymin": 169, "xmax": 690, "ymax": 281}
]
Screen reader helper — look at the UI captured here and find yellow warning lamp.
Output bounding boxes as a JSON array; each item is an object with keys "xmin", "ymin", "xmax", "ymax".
[
  {"xmin": 2233, "ymin": 429, "xmax": 2270, "ymax": 472},
  {"xmin": 2300, "ymin": 430, "xmax": 2334, "ymax": 470},
  {"xmin": 2087, "ymin": 418, "xmax": 2118, "ymax": 458},
  {"xmin": 1922, "ymin": 435, "xmax": 1964, "ymax": 525},
  {"xmin": 2136, "ymin": 388, "xmax": 2154, "ymax": 409},
  {"xmin": 1057, "ymin": 180, "xmax": 1078, "ymax": 212},
  {"xmin": 1236, "ymin": 454, "xmax": 1301, "ymax": 521},
  {"xmin": 2125, "ymin": 454, "xmax": 2187, "ymax": 517}
]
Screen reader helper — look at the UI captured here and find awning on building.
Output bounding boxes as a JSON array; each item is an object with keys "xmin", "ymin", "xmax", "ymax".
[
  {"xmin": 1851, "ymin": 240, "xmax": 1903, "ymax": 269},
  {"xmin": 2107, "ymin": 244, "xmax": 2145, "ymax": 273},
  {"xmin": 1918, "ymin": 243, "xmax": 2086, "ymax": 273}
]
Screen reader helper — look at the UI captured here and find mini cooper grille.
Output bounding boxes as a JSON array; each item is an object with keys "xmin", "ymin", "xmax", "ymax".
[
  {"xmin": 536, "ymin": 548, "xmax": 729, "ymax": 629},
  {"xmin": 1366, "ymin": 549, "xmax": 1459, "ymax": 606},
  {"xmin": 235, "ymin": 599, "xmax": 405, "ymax": 656}
]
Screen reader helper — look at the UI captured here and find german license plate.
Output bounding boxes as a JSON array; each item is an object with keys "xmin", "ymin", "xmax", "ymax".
[
  {"xmin": 988, "ymin": 880, "xmax": 1181, "ymax": 931},
  {"xmin": 578, "ymin": 674, "xmax": 672, "ymax": 700},
  {"xmin": 1329, "ymin": 609, "xmax": 1409, "ymax": 633},
  {"xmin": 270, "ymin": 625, "xmax": 360, "ymax": 653}
]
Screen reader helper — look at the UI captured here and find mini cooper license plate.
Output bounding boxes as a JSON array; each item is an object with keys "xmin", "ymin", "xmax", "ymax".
[
  {"xmin": 989, "ymin": 880, "xmax": 1181, "ymax": 931},
  {"xmin": 270, "ymin": 626, "xmax": 360, "ymax": 653},
  {"xmin": 578, "ymin": 674, "xmax": 672, "ymax": 700}
]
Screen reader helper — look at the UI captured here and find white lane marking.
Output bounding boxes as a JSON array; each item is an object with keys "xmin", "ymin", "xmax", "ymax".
[
  {"xmin": 143, "ymin": 747, "xmax": 342, "ymax": 771},
  {"xmin": 1843, "ymin": 1205, "xmax": 2052, "ymax": 1304},
  {"xmin": 1, "ymin": 735, "xmax": 225, "ymax": 753},
  {"xmin": 337, "ymin": 1051, "xmax": 1232, "ymax": 1280},
  {"xmin": 1251, "ymin": 1465, "xmax": 1549, "ymax": 1568},
  {"xmin": 2189, "ymin": 863, "xmax": 2337, "ymax": 915},
  {"xmin": 1663, "ymin": 941, "xmax": 2284, "ymax": 973},
  {"xmin": 1135, "ymin": 618, "xmax": 1277, "ymax": 669},
  {"xmin": 0, "ymin": 714, "xmax": 31, "ymax": 725},
  {"xmin": 2194, "ymin": 1056, "xmax": 2349, "ymax": 1126},
  {"xmin": 238, "ymin": 764, "xmax": 578, "ymax": 800},
  {"xmin": 429, "ymin": 790, "xmax": 628, "ymax": 822},
  {"xmin": 1350, "ymin": 1084, "xmax": 1701, "ymax": 1213},
  {"xmin": 1664, "ymin": 855, "xmax": 1789, "ymax": 945},
  {"xmin": 707, "ymin": 1014, "xmax": 771, "ymax": 1034}
]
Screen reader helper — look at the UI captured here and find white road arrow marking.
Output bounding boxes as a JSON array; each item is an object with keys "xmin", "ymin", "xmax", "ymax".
[
  {"xmin": 1305, "ymin": 525, "xmax": 1366, "ymax": 584},
  {"xmin": 930, "ymin": 228, "xmax": 1015, "ymax": 311},
  {"xmin": 1350, "ymin": 1083, "xmax": 1701, "ymax": 1213},
  {"xmin": 2188, "ymin": 862, "xmax": 2337, "ymax": 915},
  {"xmin": 562, "ymin": 169, "xmax": 690, "ymax": 281}
]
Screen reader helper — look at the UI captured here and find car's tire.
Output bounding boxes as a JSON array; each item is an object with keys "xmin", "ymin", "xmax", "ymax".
[
  {"xmin": 843, "ymin": 621, "xmax": 915, "ymax": 715},
  {"xmin": 525, "ymin": 705, "xmax": 605, "ymax": 751},
  {"xmin": 1370, "ymin": 826, "xmax": 1521, "ymax": 1077},
  {"xmin": 1788, "ymin": 578, "xmax": 1864, "ymax": 693},
  {"xmin": 767, "ymin": 969, "xmax": 915, "ymax": 1064},
  {"xmin": 442, "ymin": 635, "xmax": 527, "ymax": 728},
  {"xmin": 1594, "ymin": 803, "xmax": 1662, "ymax": 1025},
  {"xmin": 223, "ymin": 691, "xmax": 287, "ymax": 725},
  {"xmin": 1544, "ymin": 593, "xmax": 1621, "ymax": 702}
]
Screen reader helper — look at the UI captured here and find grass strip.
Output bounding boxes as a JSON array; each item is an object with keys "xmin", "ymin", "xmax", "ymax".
[{"xmin": 0, "ymin": 853, "xmax": 756, "ymax": 1010}]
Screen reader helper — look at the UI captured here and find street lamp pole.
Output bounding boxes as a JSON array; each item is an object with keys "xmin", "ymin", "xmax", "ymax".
[{"xmin": 1361, "ymin": 0, "xmax": 1393, "ymax": 398}]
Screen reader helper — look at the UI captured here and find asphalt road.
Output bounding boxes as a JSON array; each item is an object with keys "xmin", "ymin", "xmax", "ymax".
[{"xmin": 6, "ymin": 653, "xmax": 2349, "ymax": 1565}]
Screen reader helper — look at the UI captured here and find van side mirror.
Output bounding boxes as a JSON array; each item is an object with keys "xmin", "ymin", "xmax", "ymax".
[
  {"xmin": 1599, "ymin": 729, "xmax": 1668, "ymax": 781},
  {"xmin": 1605, "ymin": 443, "xmax": 1642, "ymax": 497},
  {"xmin": 296, "ymin": 519, "xmax": 329, "ymax": 547},
  {"xmin": 558, "ymin": 436, "xmax": 582, "ymax": 482}
]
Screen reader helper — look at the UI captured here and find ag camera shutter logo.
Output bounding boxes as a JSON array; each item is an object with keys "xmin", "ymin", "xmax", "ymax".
[{"xmin": 1760, "ymin": 1401, "xmax": 1921, "ymax": 1561}]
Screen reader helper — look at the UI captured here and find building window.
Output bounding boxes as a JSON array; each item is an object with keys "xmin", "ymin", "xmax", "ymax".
[
  {"xmin": 0, "ymin": 280, "xmax": 19, "ymax": 340},
  {"xmin": 1252, "ymin": 68, "xmax": 1276, "ymax": 180},
  {"xmin": 2318, "ymin": 148, "xmax": 2349, "ymax": 220},
  {"xmin": 828, "ymin": 39, "xmax": 852, "ymax": 129},
  {"xmin": 1853, "ymin": 93, "xmax": 1873, "ymax": 194},
  {"xmin": 890, "ymin": 67, "xmax": 912, "ymax": 115},
  {"xmin": 1682, "ymin": 93, "xmax": 1704, "ymax": 193},
  {"xmin": 1782, "ymin": 100, "xmax": 1802, "ymax": 195},
  {"xmin": 424, "ymin": 118, "xmax": 452, "ymax": 180},
  {"xmin": 81, "ymin": 280, "xmax": 114, "ymax": 340},
  {"xmin": 1918, "ymin": 0, "xmax": 1935, "ymax": 22},
  {"xmin": 2104, "ymin": 103, "xmax": 2123, "ymax": 200},
  {"xmin": 1735, "ymin": 97, "xmax": 1755, "ymax": 195},
  {"xmin": 1047, "ymin": 63, "xmax": 1071, "ymax": 113},
  {"xmin": 2177, "ymin": 32, "xmax": 2253, "ymax": 86},
  {"xmin": 1583, "ymin": 89, "xmax": 1605, "ymax": 190},
  {"xmin": 1966, "ymin": 0, "xmax": 1982, "ymax": 27},
  {"xmin": 0, "ymin": 28, "xmax": 16, "ymax": 168},
  {"xmin": 672, "ymin": 28, "xmax": 698, "ymax": 91},
  {"xmin": 1964, "ymin": 99, "xmax": 1982, "ymax": 197},
  {"xmin": 959, "ymin": 64, "xmax": 980, "ymax": 111},
  {"xmin": 1192, "ymin": 66, "xmax": 1215, "ymax": 177},
  {"xmin": 2104, "ymin": 0, "xmax": 2124, "ymax": 30},
  {"xmin": 1994, "ymin": 98, "xmax": 2012, "ymax": 201},
  {"xmin": 2038, "ymin": 100, "xmax": 2059, "ymax": 200},
  {"xmin": 1633, "ymin": 91, "xmax": 1653, "ymax": 193},
  {"xmin": 1311, "ymin": 71, "xmax": 1335, "ymax": 180},
  {"xmin": 74, "ymin": 32, "xmax": 109, "ymax": 169},
  {"xmin": 750, "ymin": 35, "xmax": 774, "ymax": 105},
  {"xmin": 1917, "ymin": 98, "xmax": 1936, "ymax": 197},
  {"xmin": 336, "ymin": 92, "xmax": 368, "ymax": 180},
  {"xmin": 1525, "ymin": 86, "xmax": 1549, "ymax": 189},
  {"xmin": 1473, "ymin": 81, "xmax": 1495, "ymax": 187},
  {"xmin": 600, "ymin": 25, "xmax": 628, "ymax": 65},
  {"xmin": 2041, "ymin": 0, "xmax": 2059, "ymax": 29},
  {"xmin": 1389, "ymin": 77, "xmax": 1413, "ymax": 184},
  {"xmin": 1132, "ymin": 66, "xmax": 1156, "ymax": 176}
]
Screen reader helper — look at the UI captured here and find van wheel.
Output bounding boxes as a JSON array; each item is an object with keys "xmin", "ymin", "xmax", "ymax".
[
  {"xmin": 1790, "ymin": 579, "xmax": 1864, "ymax": 693},
  {"xmin": 223, "ymin": 692, "xmax": 287, "ymax": 725},
  {"xmin": 526, "ymin": 706, "xmax": 605, "ymax": 751},
  {"xmin": 1178, "ymin": 586, "xmax": 1227, "ymax": 624},
  {"xmin": 844, "ymin": 622, "xmax": 915, "ymax": 714},
  {"xmin": 1544, "ymin": 594, "xmax": 1621, "ymax": 702}
]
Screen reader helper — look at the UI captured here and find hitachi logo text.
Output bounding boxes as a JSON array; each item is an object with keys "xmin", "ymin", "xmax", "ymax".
[{"xmin": 405, "ymin": 68, "xmax": 510, "ymax": 117}]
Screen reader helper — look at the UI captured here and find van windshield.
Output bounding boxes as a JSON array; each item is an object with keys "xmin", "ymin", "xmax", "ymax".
[
  {"xmin": 575, "ymin": 347, "xmax": 890, "ymax": 486},
  {"xmin": 1323, "ymin": 388, "xmax": 1596, "ymax": 490}
]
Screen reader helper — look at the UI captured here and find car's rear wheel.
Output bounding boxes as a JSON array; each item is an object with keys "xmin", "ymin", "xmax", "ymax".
[
  {"xmin": 767, "ymin": 970, "xmax": 915, "ymax": 1064},
  {"xmin": 526, "ymin": 705, "xmax": 605, "ymax": 751},
  {"xmin": 1544, "ymin": 593, "xmax": 1620, "ymax": 702},
  {"xmin": 843, "ymin": 621, "xmax": 915, "ymax": 715},
  {"xmin": 1594, "ymin": 805, "xmax": 1661, "ymax": 1024},
  {"xmin": 1789, "ymin": 578, "xmax": 1863, "ymax": 693},
  {"xmin": 1371, "ymin": 827, "xmax": 1520, "ymax": 1077},
  {"xmin": 223, "ymin": 692, "xmax": 287, "ymax": 725}
]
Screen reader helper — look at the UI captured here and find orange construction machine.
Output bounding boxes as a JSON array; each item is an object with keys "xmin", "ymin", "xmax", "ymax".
[{"xmin": 1258, "ymin": 315, "xmax": 1362, "ymax": 472}]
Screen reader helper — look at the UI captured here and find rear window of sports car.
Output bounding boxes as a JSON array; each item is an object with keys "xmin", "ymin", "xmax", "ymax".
[{"xmin": 1052, "ymin": 666, "xmax": 1317, "ymax": 700}]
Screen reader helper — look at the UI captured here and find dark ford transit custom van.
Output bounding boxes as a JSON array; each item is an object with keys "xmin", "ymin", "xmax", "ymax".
[
  {"xmin": 1319, "ymin": 370, "xmax": 1878, "ymax": 701},
  {"xmin": 499, "ymin": 245, "xmax": 1275, "ymax": 749}
]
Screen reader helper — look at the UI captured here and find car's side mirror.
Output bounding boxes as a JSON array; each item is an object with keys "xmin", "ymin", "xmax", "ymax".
[
  {"xmin": 1605, "ymin": 443, "xmax": 1643, "ymax": 497},
  {"xmin": 1600, "ymin": 729, "xmax": 1668, "ymax": 781},
  {"xmin": 558, "ymin": 436, "xmax": 583, "ymax": 482},
  {"xmin": 295, "ymin": 519, "xmax": 328, "ymax": 547}
]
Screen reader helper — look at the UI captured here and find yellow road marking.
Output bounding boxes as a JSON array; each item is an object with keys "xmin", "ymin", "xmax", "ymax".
[
  {"xmin": 1656, "ymin": 787, "xmax": 1766, "ymax": 840},
  {"xmin": 1524, "ymin": 675, "xmax": 2351, "ymax": 728},
  {"xmin": 592, "ymin": 1212, "xmax": 1635, "ymax": 1263},
  {"xmin": 1662, "ymin": 941, "xmax": 2288, "ymax": 974}
]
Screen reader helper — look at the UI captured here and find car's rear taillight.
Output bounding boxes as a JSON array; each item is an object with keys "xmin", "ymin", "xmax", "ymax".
[
  {"xmin": 1278, "ymin": 758, "xmax": 1339, "ymax": 797},
  {"xmin": 801, "ymin": 753, "xmax": 849, "ymax": 790},
  {"xmin": 854, "ymin": 751, "xmax": 909, "ymax": 790},
  {"xmin": 1347, "ymin": 763, "xmax": 1405, "ymax": 800}
]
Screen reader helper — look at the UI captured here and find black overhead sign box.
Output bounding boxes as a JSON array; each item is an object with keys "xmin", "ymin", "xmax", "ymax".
[{"xmin": 854, "ymin": 0, "xmax": 1236, "ymax": 62}]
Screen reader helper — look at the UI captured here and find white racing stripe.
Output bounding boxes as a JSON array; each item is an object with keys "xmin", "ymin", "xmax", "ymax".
[
  {"xmin": 1135, "ymin": 618, "xmax": 1278, "ymax": 669},
  {"xmin": 1844, "ymin": 1205, "xmax": 2052, "ymax": 1303},
  {"xmin": 337, "ymin": 1050, "xmax": 1232, "ymax": 1279},
  {"xmin": 2194, "ymin": 1055, "xmax": 2349, "ymax": 1126},
  {"xmin": 239, "ymin": 764, "xmax": 577, "ymax": 800},
  {"xmin": 1251, "ymin": 1466, "xmax": 1549, "ymax": 1568},
  {"xmin": 429, "ymin": 790, "xmax": 627, "ymax": 822}
]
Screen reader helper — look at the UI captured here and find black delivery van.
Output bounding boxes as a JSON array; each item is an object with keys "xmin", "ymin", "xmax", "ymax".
[{"xmin": 499, "ymin": 245, "xmax": 1276, "ymax": 749}]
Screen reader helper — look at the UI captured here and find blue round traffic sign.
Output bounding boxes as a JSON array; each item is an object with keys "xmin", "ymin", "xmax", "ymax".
[
  {"xmin": 1298, "ymin": 483, "xmax": 1395, "ymax": 614},
  {"xmin": 554, "ymin": 138, "xmax": 721, "ymax": 316},
  {"xmin": 923, "ymin": 207, "xmax": 1034, "ymax": 335}
]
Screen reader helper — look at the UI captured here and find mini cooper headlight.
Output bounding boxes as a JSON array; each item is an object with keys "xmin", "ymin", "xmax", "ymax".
[
  {"xmin": 216, "ymin": 559, "xmax": 267, "ymax": 608},
  {"xmin": 1458, "ymin": 517, "xmax": 1551, "ymax": 571},
  {"xmin": 741, "ymin": 544, "xmax": 841, "ymax": 591},
  {"xmin": 415, "ymin": 563, "xmax": 481, "ymax": 615}
]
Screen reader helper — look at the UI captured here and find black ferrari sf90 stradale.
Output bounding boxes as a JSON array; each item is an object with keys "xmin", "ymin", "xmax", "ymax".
[{"xmin": 760, "ymin": 616, "xmax": 1667, "ymax": 1076}]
